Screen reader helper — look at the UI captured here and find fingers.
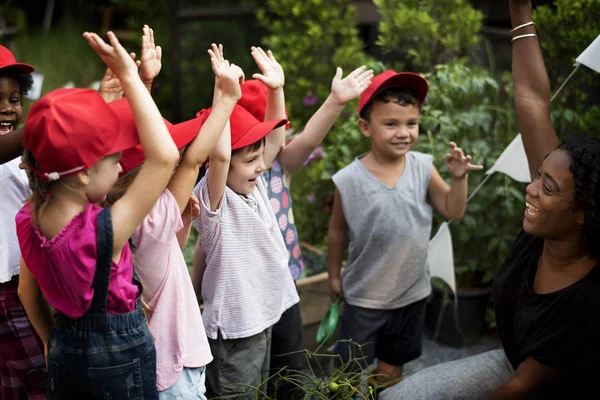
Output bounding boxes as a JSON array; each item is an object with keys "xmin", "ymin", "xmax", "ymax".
[
  {"xmin": 333, "ymin": 67, "xmax": 343, "ymax": 82},
  {"xmin": 348, "ymin": 65, "xmax": 366, "ymax": 79},
  {"xmin": 252, "ymin": 73, "xmax": 268, "ymax": 85},
  {"xmin": 251, "ymin": 46, "xmax": 271, "ymax": 68},
  {"xmin": 156, "ymin": 45, "xmax": 162, "ymax": 60},
  {"xmin": 149, "ymin": 27, "xmax": 155, "ymax": 47},
  {"xmin": 106, "ymin": 31, "xmax": 122, "ymax": 52}
]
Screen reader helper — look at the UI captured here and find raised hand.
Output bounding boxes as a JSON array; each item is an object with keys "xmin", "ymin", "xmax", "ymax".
[
  {"xmin": 331, "ymin": 66, "xmax": 374, "ymax": 105},
  {"xmin": 208, "ymin": 43, "xmax": 230, "ymax": 101},
  {"xmin": 98, "ymin": 52, "xmax": 141, "ymax": 103},
  {"xmin": 83, "ymin": 31, "xmax": 139, "ymax": 81},
  {"xmin": 139, "ymin": 25, "xmax": 162, "ymax": 84},
  {"xmin": 250, "ymin": 46, "xmax": 284, "ymax": 90},
  {"xmin": 445, "ymin": 142, "xmax": 484, "ymax": 179}
]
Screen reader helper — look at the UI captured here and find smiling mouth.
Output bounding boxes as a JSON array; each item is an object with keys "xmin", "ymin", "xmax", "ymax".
[
  {"xmin": 526, "ymin": 201, "xmax": 540, "ymax": 214},
  {"xmin": 0, "ymin": 121, "xmax": 15, "ymax": 136}
]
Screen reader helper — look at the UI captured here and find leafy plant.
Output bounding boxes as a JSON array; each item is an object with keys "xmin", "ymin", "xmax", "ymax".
[{"xmin": 374, "ymin": 0, "xmax": 484, "ymax": 72}]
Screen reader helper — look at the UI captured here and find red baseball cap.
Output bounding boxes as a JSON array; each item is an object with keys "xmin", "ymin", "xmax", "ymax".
[
  {"xmin": 0, "ymin": 45, "xmax": 34, "ymax": 74},
  {"xmin": 210, "ymin": 104, "xmax": 287, "ymax": 151},
  {"xmin": 23, "ymin": 88, "xmax": 139, "ymax": 181},
  {"xmin": 117, "ymin": 99, "xmax": 210, "ymax": 175},
  {"xmin": 239, "ymin": 79, "xmax": 291, "ymax": 129},
  {"xmin": 357, "ymin": 70, "xmax": 428, "ymax": 117}
]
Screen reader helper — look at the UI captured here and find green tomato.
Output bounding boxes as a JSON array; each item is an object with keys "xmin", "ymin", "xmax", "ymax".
[{"xmin": 328, "ymin": 382, "xmax": 339, "ymax": 392}]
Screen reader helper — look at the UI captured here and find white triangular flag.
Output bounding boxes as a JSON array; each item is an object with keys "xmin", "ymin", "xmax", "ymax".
[
  {"xmin": 25, "ymin": 72, "xmax": 44, "ymax": 101},
  {"xmin": 89, "ymin": 81, "xmax": 101, "ymax": 91},
  {"xmin": 486, "ymin": 134, "xmax": 530, "ymax": 183},
  {"xmin": 62, "ymin": 81, "xmax": 75, "ymax": 89},
  {"xmin": 576, "ymin": 34, "xmax": 600, "ymax": 73},
  {"xmin": 426, "ymin": 222, "xmax": 456, "ymax": 294}
]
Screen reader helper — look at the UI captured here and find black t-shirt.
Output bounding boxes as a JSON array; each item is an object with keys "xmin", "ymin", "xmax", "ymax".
[{"xmin": 492, "ymin": 230, "xmax": 600, "ymax": 397}]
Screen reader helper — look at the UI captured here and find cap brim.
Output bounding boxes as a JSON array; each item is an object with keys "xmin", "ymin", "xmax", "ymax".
[
  {"xmin": 170, "ymin": 112, "xmax": 210, "ymax": 149},
  {"xmin": 232, "ymin": 118, "xmax": 288, "ymax": 150},
  {"xmin": 0, "ymin": 63, "xmax": 34, "ymax": 75}
]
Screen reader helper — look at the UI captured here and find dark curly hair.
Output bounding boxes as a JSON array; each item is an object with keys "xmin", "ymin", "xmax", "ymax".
[
  {"xmin": 360, "ymin": 86, "xmax": 423, "ymax": 121},
  {"xmin": 560, "ymin": 133, "xmax": 600, "ymax": 259},
  {"xmin": 0, "ymin": 67, "xmax": 34, "ymax": 96}
]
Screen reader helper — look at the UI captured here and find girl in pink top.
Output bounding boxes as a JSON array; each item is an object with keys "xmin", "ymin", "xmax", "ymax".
[
  {"xmin": 16, "ymin": 30, "xmax": 180, "ymax": 400},
  {"xmin": 103, "ymin": 44, "xmax": 244, "ymax": 398}
]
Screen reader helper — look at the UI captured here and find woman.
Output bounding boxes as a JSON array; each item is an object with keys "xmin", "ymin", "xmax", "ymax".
[{"xmin": 380, "ymin": 1, "xmax": 600, "ymax": 398}]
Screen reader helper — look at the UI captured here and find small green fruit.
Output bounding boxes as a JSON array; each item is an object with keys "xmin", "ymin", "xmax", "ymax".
[{"xmin": 328, "ymin": 382, "xmax": 339, "ymax": 392}]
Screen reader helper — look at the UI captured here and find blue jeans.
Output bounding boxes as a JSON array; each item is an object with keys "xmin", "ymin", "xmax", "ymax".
[{"xmin": 47, "ymin": 305, "xmax": 158, "ymax": 400}]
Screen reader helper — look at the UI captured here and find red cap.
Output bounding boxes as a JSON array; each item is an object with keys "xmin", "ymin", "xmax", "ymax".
[
  {"xmin": 23, "ymin": 88, "xmax": 139, "ymax": 181},
  {"xmin": 357, "ymin": 70, "xmax": 428, "ymax": 116},
  {"xmin": 0, "ymin": 46, "xmax": 34, "ymax": 74},
  {"xmin": 226, "ymin": 104, "xmax": 287, "ymax": 150},
  {"xmin": 239, "ymin": 79, "xmax": 291, "ymax": 129},
  {"xmin": 117, "ymin": 100, "xmax": 210, "ymax": 175}
]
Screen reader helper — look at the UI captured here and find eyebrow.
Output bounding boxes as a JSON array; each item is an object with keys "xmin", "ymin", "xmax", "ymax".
[{"xmin": 544, "ymin": 172, "xmax": 561, "ymax": 193}]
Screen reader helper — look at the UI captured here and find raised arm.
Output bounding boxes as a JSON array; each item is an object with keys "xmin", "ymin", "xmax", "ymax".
[
  {"xmin": 250, "ymin": 46, "xmax": 286, "ymax": 169},
  {"xmin": 279, "ymin": 66, "xmax": 373, "ymax": 174},
  {"xmin": 167, "ymin": 43, "xmax": 241, "ymax": 214},
  {"xmin": 84, "ymin": 31, "xmax": 179, "ymax": 258},
  {"xmin": 510, "ymin": 0, "xmax": 559, "ymax": 180}
]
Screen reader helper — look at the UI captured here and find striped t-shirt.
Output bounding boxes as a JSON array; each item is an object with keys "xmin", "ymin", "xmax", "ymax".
[{"xmin": 193, "ymin": 172, "xmax": 299, "ymax": 340}]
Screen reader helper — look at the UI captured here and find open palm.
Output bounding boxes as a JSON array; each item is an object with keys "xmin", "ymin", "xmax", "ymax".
[
  {"xmin": 139, "ymin": 25, "xmax": 162, "ymax": 83},
  {"xmin": 251, "ymin": 46, "xmax": 284, "ymax": 90},
  {"xmin": 331, "ymin": 66, "xmax": 374, "ymax": 105},
  {"xmin": 445, "ymin": 142, "xmax": 484, "ymax": 179}
]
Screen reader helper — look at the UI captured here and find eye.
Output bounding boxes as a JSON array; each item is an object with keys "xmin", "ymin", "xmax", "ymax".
[
  {"xmin": 10, "ymin": 97, "xmax": 20, "ymax": 105},
  {"xmin": 384, "ymin": 122, "xmax": 396, "ymax": 127},
  {"xmin": 247, "ymin": 157, "xmax": 256, "ymax": 164},
  {"xmin": 408, "ymin": 121, "xmax": 418, "ymax": 126}
]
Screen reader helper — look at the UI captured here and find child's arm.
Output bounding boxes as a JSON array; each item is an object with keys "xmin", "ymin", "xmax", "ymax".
[
  {"xmin": 177, "ymin": 194, "xmax": 199, "ymax": 250},
  {"xmin": 279, "ymin": 66, "xmax": 373, "ymax": 175},
  {"xmin": 84, "ymin": 31, "xmax": 179, "ymax": 258},
  {"xmin": 428, "ymin": 142, "xmax": 483, "ymax": 221},
  {"xmin": 191, "ymin": 237, "xmax": 207, "ymax": 300},
  {"xmin": 510, "ymin": 0, "xmax": 558, "ymax": 181},
  {"xmin": 327, "ymin": 189, "xmax": 348, "ymax": 301},
  {"xmin": 98, "ymin": 52, "xmax": 140, "ymax": 103},
  {"xmin": 204, "ymin": 45, "xmax": 243, "ymax": 211},
  {"xmin": 17, "ymin": 258, "xmax": 53, "ymax": 357},
  {"xmin": 167, "ymin": 44, "xmax": 242, "ymax": 214},
  {"xmin": 250, "ymin": 46, "xmax": 286, "ymax": 169},
  {"xmin": 0, "ymin": 128, "xmax": 23, "ymax": 164}
]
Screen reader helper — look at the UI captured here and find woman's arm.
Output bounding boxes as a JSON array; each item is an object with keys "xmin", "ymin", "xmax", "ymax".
[
  {"xmin": 485, "ymin": 357, "xmax": 563, "ymax": 399},
  {"xmin": 510, "ymin": 0, "xmax": 559, "ymax": 180}
]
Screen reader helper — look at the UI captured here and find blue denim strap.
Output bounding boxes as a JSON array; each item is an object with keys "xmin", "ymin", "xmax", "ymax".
[{"xmin": 89, "ymin": 208, "xmax": 113, "ymax": 314}]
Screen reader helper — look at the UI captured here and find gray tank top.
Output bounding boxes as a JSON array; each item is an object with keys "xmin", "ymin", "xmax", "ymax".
[{"xmin": 332, "ymin": 151, "xmax": 433, "ymax": 309}]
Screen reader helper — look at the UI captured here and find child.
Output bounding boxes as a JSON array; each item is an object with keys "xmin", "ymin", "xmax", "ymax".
[
  {"xmin": 327, "ymin": 70, "xmax": 483, "ymax": 388},
  {"xmin": 0, "ymin": 45, "xmax": 47, "ymax": 400},
  {"xmin": 104, "ymin": 44, "xmax": 244, "ymax": 399},
  {"xmin": 230, "ymin": 66, "xmax": 373, "ymax": 397},
  {"xmin": 16, "ymin": 31, "xmax": 180, "ymax": 399},
  {"xmin": 191, "ymin": 44, "xmax": 299, "ymax": 398}
]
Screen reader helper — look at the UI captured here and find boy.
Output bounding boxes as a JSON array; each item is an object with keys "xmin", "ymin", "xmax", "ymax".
[
  {"xmin": 192, "ymin": 45, "xmax": 299, "ymax": 398},
  {"xmin": 327, "ymin": 70, "xmax": 482, "ymax": 388},
  {"xmin": 0, "ymin": 45, "xmax": 46, "ymax": 399}
]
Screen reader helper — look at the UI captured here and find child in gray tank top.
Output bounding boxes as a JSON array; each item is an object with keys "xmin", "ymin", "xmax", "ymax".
[{"xmin": 327, "ymin": 70, "xmax": 483, "ymax": 389}]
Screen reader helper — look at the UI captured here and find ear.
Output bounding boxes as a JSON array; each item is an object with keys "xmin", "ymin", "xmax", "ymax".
[
  {"xmin": 358, "ymin": 118, "xmax": 371, "ymax": 138},
  {"xmin": 77, "ymin": 169, "xmax": 91, "ymax": 186},
  {"xmin": 576, "ymin": 209, "xmax": 585, "ymax": 226}
]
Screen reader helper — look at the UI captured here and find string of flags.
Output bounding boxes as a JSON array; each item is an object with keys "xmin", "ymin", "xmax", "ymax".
[{"xmin": 427, "ymin": 33, "xmax": 600, "ymax": 296}]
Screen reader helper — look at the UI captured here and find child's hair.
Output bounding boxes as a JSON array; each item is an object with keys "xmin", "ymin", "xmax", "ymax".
[
  {"xmin": 0, "ymin": 69, "xmax": 34, "ymax": 96},
  {"xmin": 22, "ymin": 149, "xmax": 53, "ymax": 224},
  {"xmin": 231, "ymin": 136, "xmax": 266, "ymax": 158},
  {"xmin": 360, "ymin": 86, "xmax": 422, "ymax": 121}
]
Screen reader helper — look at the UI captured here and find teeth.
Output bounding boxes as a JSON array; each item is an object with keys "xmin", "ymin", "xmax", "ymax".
[
  {"xmin": 0, "ymin": 122, "xmax": 12, "ymax": 126},
  {"xmin": 526, "ymin": 201, "xmax": 539, "ymax": 212}
]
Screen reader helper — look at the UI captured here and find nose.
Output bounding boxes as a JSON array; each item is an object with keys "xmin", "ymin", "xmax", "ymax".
[
  {"xmin": 525, "ymin": 178, "xmax": 540, "ymax": 198},
  {"xmin": 117, "ymin": 162, "xmax": 123, "ymax": 174},
  {"xmin": 0, "ymin": 100, "xmax": 14, "ymax": 114}
]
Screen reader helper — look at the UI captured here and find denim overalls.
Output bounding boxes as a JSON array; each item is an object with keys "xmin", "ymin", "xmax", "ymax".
[{"xmin": 46, "ymin": 209, "xmax": 158, "ymax": 399}]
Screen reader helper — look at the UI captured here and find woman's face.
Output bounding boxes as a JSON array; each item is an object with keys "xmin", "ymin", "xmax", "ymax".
[{"xmin": 524, "ymin": 149, "xmax": 582, "ymax": 240}]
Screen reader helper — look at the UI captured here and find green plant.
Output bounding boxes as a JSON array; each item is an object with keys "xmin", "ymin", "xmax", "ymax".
[
  {"xmin": 374, "ymin": 0, "xmax": 484, "ymax": 72},
  {"xmin": 534, "ymin": 0, "xmax": 600, "ymax": 137},
  {"xmin": 212, "ymin": 341, "xmax": 378, "ymax": 399}
]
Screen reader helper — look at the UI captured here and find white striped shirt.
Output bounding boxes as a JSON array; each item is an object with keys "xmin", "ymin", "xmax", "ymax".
[{"xmin": 193, "ymin": 172, "xmax": 299, "ymax": 339}]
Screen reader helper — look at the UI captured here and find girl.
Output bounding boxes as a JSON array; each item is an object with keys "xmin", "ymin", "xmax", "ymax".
[
  {"xmin": 104, "ymin": 47, "xmax": 244, "ymax": 398},
  {"xmin": 16, "ymin": 31, "xmax": 179, "ymax": 399},
  {"xmin": 0, "ymin": 45, "xmax": 46, "ymax": 400}
]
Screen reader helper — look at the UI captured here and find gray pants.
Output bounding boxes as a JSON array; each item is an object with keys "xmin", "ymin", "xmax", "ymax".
[
  {"xmin": 206, "ymin": 327, "xmax": 272, "ymax": 399},
  {"xmin": 379, "ymin": 349, "xmax": 514, "ymax": 400}
]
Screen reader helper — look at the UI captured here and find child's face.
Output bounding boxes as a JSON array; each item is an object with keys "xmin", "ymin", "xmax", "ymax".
[
  {"xmin": 85, "ymin": 152, "xmax": 123, "ymax": 203},
  {"xmin": 227, "ymin": 144, "xmax": 266, "ymax": 195},
  {"xmin": 359, "ymin": 101, "xmax": 420, "ymax": 159},
  {"xmin": 0, "ymin": 76, "xmax": 23, "ymax": 136}
]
